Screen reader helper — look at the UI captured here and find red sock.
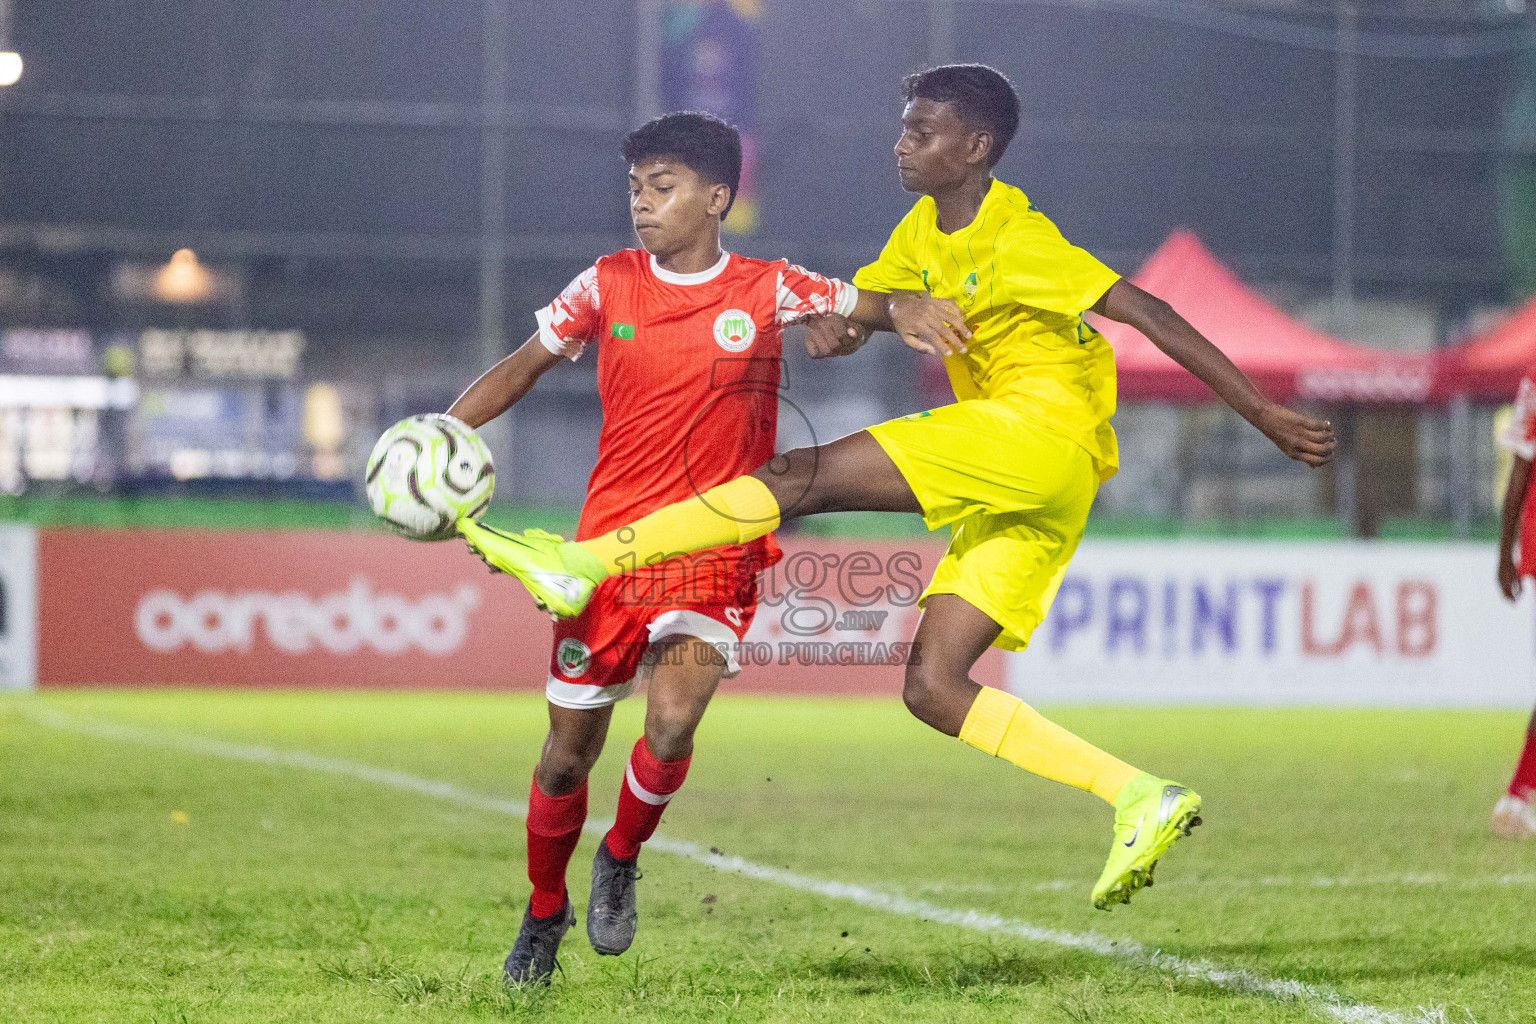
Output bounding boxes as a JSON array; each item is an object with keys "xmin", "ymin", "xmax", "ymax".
[
  {"xmin": 1510, "ymin": 730, "xmax": 1536, "ymax": 802},
  {"xmin": 525, "ymin": 778, "xmax": 587, "ymax": 918},
  {"xmin": 604, "ymin": 738, "xmax": 691, "ymax": 860}
]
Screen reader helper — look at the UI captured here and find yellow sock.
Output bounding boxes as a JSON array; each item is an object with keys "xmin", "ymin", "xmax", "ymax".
[
  {"xmin": 958, "ymin": 687, "xmax": 1140, "ymax": 804},
  {"xmin": 579, "ymin": 476, "xmax": 781, "ymax": 578}
]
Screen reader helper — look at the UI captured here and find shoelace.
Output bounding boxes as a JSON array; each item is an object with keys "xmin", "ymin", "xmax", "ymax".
[
  {"xmin": 612, "ymin": 864, "xmax": 640, "ymax": 894},
  {"xmin": 533, "ymin": 928, "xmax": 567, "ymax": 967},
  {"xmin": 597, "ymin": 863, "xmax": 641, "ymax": 920}
]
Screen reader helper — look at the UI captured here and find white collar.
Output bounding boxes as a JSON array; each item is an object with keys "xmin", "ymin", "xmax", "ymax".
[{"xmin": 649, "ymin": 249, "xmax": 730, "ymax": 286}]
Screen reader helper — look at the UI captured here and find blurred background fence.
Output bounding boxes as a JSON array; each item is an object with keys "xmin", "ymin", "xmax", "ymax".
[{"xmin": 2, "ymin": 0, "xmax": 1535, "ymax": 538}]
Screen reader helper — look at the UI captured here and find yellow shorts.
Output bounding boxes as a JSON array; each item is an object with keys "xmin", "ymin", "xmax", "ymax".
[{"xmin": 866, "ymin": 399, "xmax": 1098, "ymax": 652}]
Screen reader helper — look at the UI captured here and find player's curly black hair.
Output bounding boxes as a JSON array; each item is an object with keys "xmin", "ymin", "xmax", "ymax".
[
  {"xmin": 623, "ymin": 111, "xmax": 743, "ymax": 220},
  {"xmin": 902, "ymin": 64, "xmax": 1021, "ymax": 167}
]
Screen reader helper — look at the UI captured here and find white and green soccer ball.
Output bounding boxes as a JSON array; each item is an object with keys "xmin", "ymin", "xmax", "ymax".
[{"xmin": 365, "ymin": 414, "xmax": 494, "ymax": 541}]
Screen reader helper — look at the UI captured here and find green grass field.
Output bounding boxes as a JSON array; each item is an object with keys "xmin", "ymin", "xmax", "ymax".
[{"xmin": 1, "ymin": 691, "xmax": 1533, "ymax": 1023}]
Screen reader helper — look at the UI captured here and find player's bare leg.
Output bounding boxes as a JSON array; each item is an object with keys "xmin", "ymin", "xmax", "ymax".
[
  {"xmin": 906, "ymin": 593, "xmax": 1200, "ymax": 910},
  {"xmin": 535, "ymin": 703, "xmax": 613, "ymax": 797},
  {"xmin": 641, "ymin": 636, "xmax": 728, "ymax": 761},
  {"xmin": 507, "ymin": 703, "xmax": 612, "ymax": 984},
  {"xmin": 900, "ymin": 593, "xmax": 998, "ymax": 735},
  {"xmin": 751, "ymin": 429, "xmax": 924, "ymax": 519},
  {"xmin": 589, "ymin": 636, "xmax": 726, "ymax": 955}
]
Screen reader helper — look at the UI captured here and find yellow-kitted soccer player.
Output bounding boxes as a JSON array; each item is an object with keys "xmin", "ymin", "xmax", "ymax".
[{"xmin": 460, "ymin": 65, "xmax": 1336, "ymax": 910}]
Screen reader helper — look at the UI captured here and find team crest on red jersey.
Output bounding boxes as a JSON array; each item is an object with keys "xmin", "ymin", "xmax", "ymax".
[
  {"xmin": 556, "ymin": 638, "xmax": 591, "ymax": 678},
  {"xmin": 713, "ymin": 309, "xmax": 756, "ymax": 352}
]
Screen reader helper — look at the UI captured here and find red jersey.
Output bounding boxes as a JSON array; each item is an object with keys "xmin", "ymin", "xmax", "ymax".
[
  {"xmin": 535, "ymin": 248, "xmax": 856, "ymax": 573},
  {"xmin": 1498, "ymin": 374, "xmax": 1536, "ymax": 574}
]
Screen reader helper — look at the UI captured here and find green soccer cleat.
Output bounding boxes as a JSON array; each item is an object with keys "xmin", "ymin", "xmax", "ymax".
[
  {"xmin": 1091, "ymin": 772, "xmax": 1202, "ymax": 911},
  {"xmin": 457, "ymin": 521, "xmax": 604, "ymax": 619}
]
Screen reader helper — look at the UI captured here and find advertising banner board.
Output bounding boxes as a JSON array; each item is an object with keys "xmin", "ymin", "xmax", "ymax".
[
  {"xmin": 35, "ymin": 529, "xmax": 978, "ymax": 694},
  {"xmin": 30, "ymin": 529, "xmax": 1536, "ymax": 705},
  {"xmin": 1008, "ymin": 540, "xmax": 1535, "ymax": 707},
  {"xmin": 38, "ymin": 529, "xmax": 530, "ymax": 689}
]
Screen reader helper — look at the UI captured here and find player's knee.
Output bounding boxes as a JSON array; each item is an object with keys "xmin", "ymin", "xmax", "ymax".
[
  {"xmin": 535, "ymin": 756, "xmax": 591, "ymax": 795},
  {"xmin": 536, "ymin": 734, "xmax": 603, "ymax": 794},
  {"xmin": 902, "ymin": 661, "xmax": 948, "ymax": 726},
  {"xmin": 643, "ymin": 692, "xmax": 706, "ymax": 761},
  {"xmin": 643, "ymin": 712, "xmax": 696, "ymax": 762}
]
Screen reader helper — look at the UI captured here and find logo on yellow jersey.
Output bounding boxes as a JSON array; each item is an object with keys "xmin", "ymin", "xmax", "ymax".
[{"xmin": 964, "ymin": 272, "xmax": 978, "ymax": 298}]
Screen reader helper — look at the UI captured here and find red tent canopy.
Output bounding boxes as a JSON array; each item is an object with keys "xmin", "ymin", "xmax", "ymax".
[
  {"xmin": 1099, "ymin": 230, "xmax": 1437, "ymax": 404},
  {"xmin": 1437, "ymin": 300, "xmax": 1536, "ymax": 401}
]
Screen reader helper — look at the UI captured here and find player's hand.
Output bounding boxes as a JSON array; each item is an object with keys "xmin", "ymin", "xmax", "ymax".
[
  {"xmin": 1255, "ymin": 403, "xmax": 1335, "ymax": 467},
  {"xmin": 887, "ymin": 292, "xmax": 971, "ymax": 357},
  {"xmin": 803, "ymin": 313, "xmax": 870, "ymax": 359},
  {"xmin": 1499, "ymin": 554, "xmax": 1523, "ymax": 602}
]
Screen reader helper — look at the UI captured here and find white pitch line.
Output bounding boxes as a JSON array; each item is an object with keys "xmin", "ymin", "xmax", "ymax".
[
  {"xmin": 17, "ymin": 706, "xmax": 1443, "ymax": 1024},
  {"xmin": 917, "ymin": 872, "xmax": 1536, "ymax": 896}
]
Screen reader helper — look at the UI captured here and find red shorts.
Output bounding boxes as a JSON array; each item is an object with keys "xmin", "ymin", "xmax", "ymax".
[{"xmin": 545, "ymin": 553, "xmax": 759, "ymax": 710}]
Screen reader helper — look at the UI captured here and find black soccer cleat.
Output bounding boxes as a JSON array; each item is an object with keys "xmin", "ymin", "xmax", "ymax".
[
  {"xmin": 586, "ymin": 839, "xmax": 641, "ymax": 955},
  {"xmin": 503, "ymin": 897, "xmax": 575, "ymax": 985}
]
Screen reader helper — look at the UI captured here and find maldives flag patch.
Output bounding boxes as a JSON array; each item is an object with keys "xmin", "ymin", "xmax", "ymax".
[{"xmin": 611, "ymin": 323, "xmax": 635, "ymax": 340}]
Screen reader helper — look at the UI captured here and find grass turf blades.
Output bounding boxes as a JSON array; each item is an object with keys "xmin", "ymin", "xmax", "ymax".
[{"xmin": 0, "ymin": 691, "xmax": 1529, "ymax": 1023}]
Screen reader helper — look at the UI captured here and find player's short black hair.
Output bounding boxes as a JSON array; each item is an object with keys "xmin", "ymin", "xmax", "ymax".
[
  {"xmin": 623, "ymin": 111, "xmax": 743, "ymax": 220},
  {"xmin": 901, "ymin": 64, "xmax": 1021, "ymax": 166}
]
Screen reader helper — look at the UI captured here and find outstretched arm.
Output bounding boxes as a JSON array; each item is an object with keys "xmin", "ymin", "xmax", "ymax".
[
  {"xmin": 448, "ymin": 333, "xmax": 563, "ymax": 428},
  {"xmin": 1093, "ymin": 279, "xmax": 1336, "ymax": 467}
]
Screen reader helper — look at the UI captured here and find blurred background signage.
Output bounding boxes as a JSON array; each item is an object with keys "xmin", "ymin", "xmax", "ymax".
[{"xmin": 138, "ymin": 329, "xmax": 306, "ymax": 380}]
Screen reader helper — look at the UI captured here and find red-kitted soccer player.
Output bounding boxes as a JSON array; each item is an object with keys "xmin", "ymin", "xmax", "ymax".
[
  {"xmin": 446, "ymin": 112, "xmax": 946, "ymax": 982},
  {"xmin": 1495, "ymin": 375, "xmax": 1536, "ymax": 837}
]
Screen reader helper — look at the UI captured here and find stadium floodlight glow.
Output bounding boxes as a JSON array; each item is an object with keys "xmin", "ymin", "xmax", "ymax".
[
  {"xmin": 152, "ymin": 248, "xmax": 215, "ymax": 304},
  {"xmin": 0, "ymin": 0, "xmax": 17, "ymax": 87}
]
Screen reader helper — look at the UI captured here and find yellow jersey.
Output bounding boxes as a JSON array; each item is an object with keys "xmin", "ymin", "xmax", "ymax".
[{"xmin": 852, "ymin": 178, "xmax": 1121, "ymax": 479}]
